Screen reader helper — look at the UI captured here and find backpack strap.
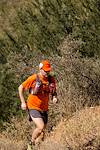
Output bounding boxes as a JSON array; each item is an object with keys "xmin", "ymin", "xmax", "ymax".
[
  {"xmin": 29, "ymin": 74, "xmax": 41, "ymax": 94},
  {"xmin": 36, "ymin": 74, "xmax": 41, "ymax": 83}
]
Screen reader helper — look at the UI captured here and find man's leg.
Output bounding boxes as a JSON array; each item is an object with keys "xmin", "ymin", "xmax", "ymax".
[
  {"xmin": 31, "ymin": 117, "xmax": 45, "ymax": 144},
  {"xmin": 35, "ymin": 123, "xmax": 47, "ymax": 143},
  {"xmin": 38, "ymin": 111, "xmax": 48, "ymax": 142}
]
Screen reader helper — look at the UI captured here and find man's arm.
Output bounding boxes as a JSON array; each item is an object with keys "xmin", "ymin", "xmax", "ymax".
[
  {"xmin": 49, "ymin": 76, "xmax": 58, "ymax": 104},
  {"xmin": 18, "ymin": 84, "xmax": 27, "ymax": 110}
]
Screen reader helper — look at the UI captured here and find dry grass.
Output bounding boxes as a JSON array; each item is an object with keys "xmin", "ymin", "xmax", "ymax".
[
  {"xmin": 0, "ymin": 116, "xmax": 33, "ymax": 150},
  {"xmin": 0, "ymin": 106, "xmax": 100, "ymax": 150},
  {"xmin": 40, "ymin": 106, "xmax": 100, "ymax": 150},
  {"xmin": 0, "ymin": 138, "xmax": 25, "ymax": 150}
]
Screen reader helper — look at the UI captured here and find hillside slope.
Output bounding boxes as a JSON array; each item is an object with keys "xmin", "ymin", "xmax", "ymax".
[
  {"xmin": 0, "ymin": 106, "xmax": 100, "ymax": 150},
  {"xmin": 0, "ymin": 0, "xmax": 100, "ymax": 124},
  {"xmin": 40, "ymin": 106, "xmax": 100, "ymax": 150},
  {"xmin": 0, "ymin": 1, "xmax": 100, "ymax": 149}
]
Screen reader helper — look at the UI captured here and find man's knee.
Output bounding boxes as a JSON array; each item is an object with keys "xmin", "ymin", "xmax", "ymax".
[
  {"xmin": 37, "ymin": 128, "xmax": 43, "ymax": 134},
  {"xmin": 37, "ymin": 124, "xmax": 45, "ymax": 133}
]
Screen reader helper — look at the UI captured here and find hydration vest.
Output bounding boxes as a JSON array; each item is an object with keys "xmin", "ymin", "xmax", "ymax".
[{"xmin": 29, "ymin": 74, "xmax": 55, "ymax": 95}]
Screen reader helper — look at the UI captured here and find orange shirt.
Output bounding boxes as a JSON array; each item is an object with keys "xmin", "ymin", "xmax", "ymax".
[{"xmin": 22, "ymin": 74, "xmax": 56, "ymax": 111}]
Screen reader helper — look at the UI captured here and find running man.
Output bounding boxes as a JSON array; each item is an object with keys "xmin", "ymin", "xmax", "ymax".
[{"xmin": 18, "ymin": 60, "xmax": 57, "ymax": 145}]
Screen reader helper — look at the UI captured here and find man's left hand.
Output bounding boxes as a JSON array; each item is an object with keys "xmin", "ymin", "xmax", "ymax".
[{"xmin": 53, "ymin": 97, "xmax": 58, "ymax": 104}]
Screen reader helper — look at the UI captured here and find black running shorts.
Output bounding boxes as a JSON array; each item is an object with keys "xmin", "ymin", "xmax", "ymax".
[{"xmin": 29, "ymin": 109, "xmax": 48, "ymax": 124}]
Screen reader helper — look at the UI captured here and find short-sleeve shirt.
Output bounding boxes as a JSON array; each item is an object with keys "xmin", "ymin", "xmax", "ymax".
[{"xmin": 22, "ymin": 74, "xmax": 56, "ymax": 111}]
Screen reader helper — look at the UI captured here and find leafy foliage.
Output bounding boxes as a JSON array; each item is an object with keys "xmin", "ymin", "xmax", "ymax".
[{"xmin": 0, "ymin": 65, "xmax": 20, "ymax": 124}]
